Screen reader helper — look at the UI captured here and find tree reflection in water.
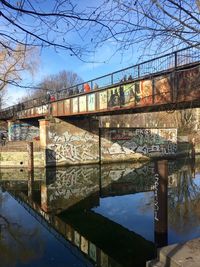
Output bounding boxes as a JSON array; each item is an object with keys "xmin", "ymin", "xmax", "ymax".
[
  {"xmin": 168, "ymin": 164, "xmax": 200, "ymax": 234},
  {"xmin": 0, "ymin": 190, "xmax": 44, "ymax": 267}
]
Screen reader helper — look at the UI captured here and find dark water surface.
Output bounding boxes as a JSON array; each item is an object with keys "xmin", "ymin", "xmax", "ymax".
[{"xmin": 0, "ymin": 158, "xmax": 200, "ymax": 267}]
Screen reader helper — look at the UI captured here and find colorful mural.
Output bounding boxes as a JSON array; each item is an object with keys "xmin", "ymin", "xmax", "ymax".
[
  {"xmin": 138, "ymin": 80, "xmax": 153, "ymax": 105},
  {"xmin": 154, "ymin": 75, "xmax": 172, "ymax": 104},
  {"xmin": 108, "ymin": 87, "xmax": 120, "ymax": 108},
  {"xmin": 177, "ymin": 65, "xmax": 200, "ymax": 101}
]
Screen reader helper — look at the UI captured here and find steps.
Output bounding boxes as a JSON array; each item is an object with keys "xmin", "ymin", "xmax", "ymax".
[{"xmin": 146, "ymin": 238, "xmax": 200, "ymax": 267}]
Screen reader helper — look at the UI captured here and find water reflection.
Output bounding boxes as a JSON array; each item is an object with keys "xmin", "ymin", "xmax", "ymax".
[{"xmin": 0, "ymin": 158, "xmax": 200, "ymax": 267}]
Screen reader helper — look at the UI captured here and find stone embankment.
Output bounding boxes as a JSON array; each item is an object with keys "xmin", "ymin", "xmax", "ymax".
[
  {"xmin": 147, "ymin": 238, "xmax": 200, "ymax": 267},
  {"xmin": 0, "ymin": 141, "xmax": 44, "ymax": 167}
]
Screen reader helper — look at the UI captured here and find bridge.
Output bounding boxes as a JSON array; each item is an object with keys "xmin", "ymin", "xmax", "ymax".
[
  {"xmin": 0, "ymin": 45, "xmax": 199, "ymax": 166},
  {"xmin": 0, "ymin": 45, "xmax": 200, "ymax": 120}
]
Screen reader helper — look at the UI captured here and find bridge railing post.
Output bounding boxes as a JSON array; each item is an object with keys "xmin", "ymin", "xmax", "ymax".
[
  {"xmin": 174, "ymin": 51, "xmax": 178, "ymax": 69},
  {"xmin": 137, "ymin": 64, "xmax": 140, "ymax": 78},
  {"xmin": 173, "ymin": 51, "xmax": 178, "ymax": 102}
]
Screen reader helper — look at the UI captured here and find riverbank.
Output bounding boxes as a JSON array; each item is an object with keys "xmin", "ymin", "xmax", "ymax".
[{"xmin": 147, "ymin": 238, "xmax": 200, "ymax": 267}]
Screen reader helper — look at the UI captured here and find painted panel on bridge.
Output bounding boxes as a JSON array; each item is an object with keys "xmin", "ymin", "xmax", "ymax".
[
  {"xmin": 108, "ymin": 87, "xmax": 120, "ymax": 108},
  {"xmin": 101, "ymin": 128, "xmax": 177, "ymax": 161},
  {"xmin": 72, "ymin": 97, "xmax": 78, "ymax": 113},
  {"xmin": 52, "ymin": 102, "xmax": 58, "ymax": 116},
  {"xmin": 136, "ymin": 80, "xmax": 153, "ymax": 106},
  {"xmin": 88, "ymin": 93, "xmax": 95, "ymax": 111},
  {"xmin": 99, "ymin": 91, "xmax": 107, "ymax": 110},
  {"xmin": 122, "ymin": 83, "xmax": 135, "ymax": 107},
  {"xmin": 154, "ymin": 75, "xmax": 172, "ymax": 104},
  {"xmin": 79, "ymin": 95, "xmax": 87, "ymax": 112},
  {"xmin": 57, "ymin": 101, "xmax": 64, "ymax": 115},
  {"xmin": 64, "ymin": 99, "xmax": 70, "ymax": 114},
  {"xmin": 177, "ymin": 65, "xmax": 200, "ymax": 102}
]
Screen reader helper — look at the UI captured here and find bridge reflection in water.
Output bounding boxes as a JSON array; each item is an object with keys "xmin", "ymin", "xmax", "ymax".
[{"xmin": 0, "ymin": 158, "xmax": 199, "ymax": 267}]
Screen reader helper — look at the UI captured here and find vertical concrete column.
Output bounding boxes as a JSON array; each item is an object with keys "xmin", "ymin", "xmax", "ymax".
[
  {"xmin": 7, "ymin": 120, "xmax": 14, "ymax": 141},
  {"xmin": 154, "ymin": 160, "xmax": 168, "ymax": 248},
  {"xmin": 39, "ymin": 119, "xmax": 49, "ymax": 148}
]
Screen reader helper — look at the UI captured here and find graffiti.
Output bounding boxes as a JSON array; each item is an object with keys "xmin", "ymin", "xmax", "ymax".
[
  {"xmin": 88, "ymin": 93, "xmax": 95, "ymax": 111},
  {"xmin": 45, "ymin": 167, "xmax": 99, "ymax": 205},
  {"xmin": 9, "ymin": 123, "xmax": 39, "ymax": 141},
  {"xmin": 47, "ymin": 130, "xmax": 99, "ymax": 164},
  {"xmin": 99, "ymin": 91, "xmax": 107, "ymax": 110},
  {"xmin": 101, "ymin": 128, "xmax": 177, "ymax": 160}
]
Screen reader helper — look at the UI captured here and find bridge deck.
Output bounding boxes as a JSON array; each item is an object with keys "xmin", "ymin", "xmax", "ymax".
[{"xmin": 1, "ymin": 45, "xmax": 200, "ymax": 120}]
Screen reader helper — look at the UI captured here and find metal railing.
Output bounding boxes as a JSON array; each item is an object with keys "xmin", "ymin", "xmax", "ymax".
[{"xmin": 1, "ymin": 44, "xmax": 200, "ymax": 118}]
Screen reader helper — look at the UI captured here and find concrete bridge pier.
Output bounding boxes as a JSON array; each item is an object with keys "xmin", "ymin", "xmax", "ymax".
[{"xmin": 39, "ymin": 117, "xmax": 100, "ymax": 166}]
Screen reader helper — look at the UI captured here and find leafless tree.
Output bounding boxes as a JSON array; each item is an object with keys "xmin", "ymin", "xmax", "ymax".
[
  {"xmin": 0, "ymin": 0, "xmax": 199, "ymax": 63},
  {"xmin": 0, "ymin": 88, "xmax": 8, "ymax": 109},
  {"xmin": 0, "ymin": 43, "xmax": 39, "ymax": 107},
  {"xmin": 21, "ymin": 70, "xmax": 83, "ymax": 100},
  {"xmin": 0, "ymin": 44, "xmax": 38, "ymax": 89}
]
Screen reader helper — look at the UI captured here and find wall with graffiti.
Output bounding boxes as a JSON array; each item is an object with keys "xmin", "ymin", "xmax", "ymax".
[
  {"xmin": 46, "ymin": 119, "xmax": 99, "ymax": 165},
  {"xmin": 41, "ymin": 166, "xmax": 100, "ymax": 212},
  {"xmin": 101, "ymin": 128, "xmax": 177, "ymax": 162},
  {"xmin": 9, "ymin": 122, "xmax": 39, "ymax": 141}
]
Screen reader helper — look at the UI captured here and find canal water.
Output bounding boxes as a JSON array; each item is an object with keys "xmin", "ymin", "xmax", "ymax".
[{"xmin": 0, "ymin": 157, "xmax": 200, "ymax": 267}]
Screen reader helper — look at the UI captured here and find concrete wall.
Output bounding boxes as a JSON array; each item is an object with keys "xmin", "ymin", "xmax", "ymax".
[
  {"xmin": 42, "ymin": 118, "xmax": 100, "ymax": 166},
  {"xmin": 101, "ymin": 128, "xmax": 177, "ymax": 163},
  {"xmin": 0, "ymin": 113, "xmax": 192, "ymax": 167},
  {"xmin": 0, "ymin": 151, "xmax": 45, "ymax": 167},
  {"xmin": 39, "ymin": 118, "xmax": 179, "ymax": 166},
  {"xmin": 8, "ymin": 121, "xmax": 39, "ymax": 141},
  {"xmin": 100, "ymin": 109, "xmax": 200, "ymax": 130}
]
